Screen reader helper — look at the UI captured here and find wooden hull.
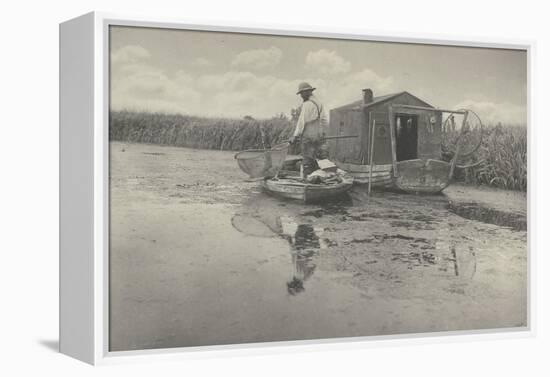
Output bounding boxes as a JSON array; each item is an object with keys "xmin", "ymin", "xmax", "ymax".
[
  {"xmin": 335, "ymin": 162, "xmax": 394, "ymax": 187},
  {"xmin": 335, "ymin": 160, "xmax": 452, "ymax": 194},
  {"xmin": 393, "ymin": 159, "xmax": 451, "ymax": 194},
  {"xmin": 261, "ymin": 176, "xmax": 354, "ymax": 203}
]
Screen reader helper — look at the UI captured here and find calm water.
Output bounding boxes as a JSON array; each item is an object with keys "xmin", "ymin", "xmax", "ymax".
[{"xmin": 109, "ymin": 142, "xmax": 527, "ymax": 351}]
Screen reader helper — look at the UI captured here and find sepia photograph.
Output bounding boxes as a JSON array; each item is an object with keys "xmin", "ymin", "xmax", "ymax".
[{"xmin": 107, "ymin": 25, "xmax": 527, "ymax": 352}]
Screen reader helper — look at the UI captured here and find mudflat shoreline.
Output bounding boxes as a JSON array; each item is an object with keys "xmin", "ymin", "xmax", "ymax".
[
  {"xmin": 109, "ymin": 142, "xmax": 527, "ymax": 351},
  {"xmin": 444, "ymin": 184, "xmax": 527, "ymax": 231}
]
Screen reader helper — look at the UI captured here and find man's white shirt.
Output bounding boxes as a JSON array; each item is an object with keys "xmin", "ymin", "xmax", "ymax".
[{"xmin": 293, "ymin": 95, "xmax": 328, "ymax": 137}]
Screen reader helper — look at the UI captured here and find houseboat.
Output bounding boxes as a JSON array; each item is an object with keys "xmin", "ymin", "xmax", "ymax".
[{"xmin": 327, "ymin": 89, "xmax": 474, "ymax": 194}]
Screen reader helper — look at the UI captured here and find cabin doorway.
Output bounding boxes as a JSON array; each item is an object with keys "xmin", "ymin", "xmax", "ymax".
[{"xmin": 395, "ymin": 114, "xmax": 418, "ymax": 161}]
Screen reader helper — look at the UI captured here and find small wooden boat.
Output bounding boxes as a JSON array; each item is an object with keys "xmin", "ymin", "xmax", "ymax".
[
  {"xmin": 388, "ymin": 105, "xmax": 482, "ymax": 194},
  {"xmin": 261, "ymin": 174, "xmax": 354, "ymax": 203},
  {"xmin": 393, "ymin": 159, "xmax": 452, "ymax": 193}
]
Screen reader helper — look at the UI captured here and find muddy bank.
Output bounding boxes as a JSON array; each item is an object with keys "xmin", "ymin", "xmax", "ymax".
[
  {"xmin": 109, "ymin": 142, "xmax": 527, "ymax": 351},
  {"xmin": 444, "ymin": 184, "xmax": 527, "ymax": 231}
]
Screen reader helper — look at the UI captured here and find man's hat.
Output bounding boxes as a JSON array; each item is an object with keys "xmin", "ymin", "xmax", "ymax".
[{"xmin": 296, "ymin": 82, "xmax": 316, "ymax": 94}]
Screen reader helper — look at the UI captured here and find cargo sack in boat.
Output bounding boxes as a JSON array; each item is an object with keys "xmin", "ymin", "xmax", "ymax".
[{"xmin": 306, "ymin": 169, "xmax": 343, "ymax": 184}]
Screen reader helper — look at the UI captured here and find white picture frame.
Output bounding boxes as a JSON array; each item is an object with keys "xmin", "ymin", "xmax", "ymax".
[{"xmin": 59, "ymin": 11, "xmax": 535, "ymax": 365}]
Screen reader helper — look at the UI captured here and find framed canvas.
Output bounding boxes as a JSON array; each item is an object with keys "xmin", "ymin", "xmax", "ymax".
[{"xmin": 59, "ymin": 12, "xmax": 533, "ymax": 365}]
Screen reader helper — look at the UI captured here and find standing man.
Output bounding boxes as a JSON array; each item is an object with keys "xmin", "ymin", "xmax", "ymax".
[{"xmin": 289, "ymin": 82, "xmax": 329, "ymax": 177}]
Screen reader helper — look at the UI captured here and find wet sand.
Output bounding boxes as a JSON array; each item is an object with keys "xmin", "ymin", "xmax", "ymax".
[{"xmin": 109, "ymin": 142, "xmax": 528, "ymax": 351}]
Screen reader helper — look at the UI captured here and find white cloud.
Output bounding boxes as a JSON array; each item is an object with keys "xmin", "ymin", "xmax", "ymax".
[
  {"xmin": 111, "ymin": 45, "xmax": 151, "ymax": 64},
  {"xmin": 196, "ymin": 71, "xmax": 300, "ymax": 117},
  {"xmin": 197, "ymin": 71, "xmax": 258, "ymax": 92},
  {"xmin": 111, "ymin": 60, "xmax": 298, "ymax": 117},
  {"xmin": 110, "ymin": 44, "xmax": 397, "ymax": 119},
  {"xmin": 331, "ymin": 68, "xmax": 395, "ymax": 105},
  {"xmin": 302, "ymin": 68, "xmax": 395, "ymax": 111},
  {"xmin": 344, "ymin": 69, "xmax": 394, "ymax": 91},
  {"xmin": 454, "ymin": 99, "xmax": 526, "ymax": 125},
  {"xmin": 110, "ymin": 55, "xmax": 202, "ymax": 114},
  {"xmin": 231, "ymin": 46, "xmax": 282, "ymax": 70},
  {"xmin": 305, "ymin": 49, "xmax": 351, "ymax": 75},
  {"xmin": 191, "ymin": 57, "xmax": 213, "ymax": 67}
]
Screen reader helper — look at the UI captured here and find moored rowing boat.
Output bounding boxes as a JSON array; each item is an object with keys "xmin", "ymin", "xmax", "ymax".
[
  {"xmin": 393, "ymin": 159, "xmax": 452, "ymax": 194},
  {"xmin": 261, "ymin": 174, "xmax": 354, "ymax": 203}
]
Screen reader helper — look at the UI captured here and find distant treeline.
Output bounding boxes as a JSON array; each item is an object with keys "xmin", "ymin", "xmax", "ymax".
[{"xmin": 110, "ymin": 110, "xmax": 295, "ymax": 151}]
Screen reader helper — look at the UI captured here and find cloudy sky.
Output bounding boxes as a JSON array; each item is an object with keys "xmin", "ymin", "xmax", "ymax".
[{"xmin": 110, "ymin": 26, "xmax": 527, "ymax": 125}]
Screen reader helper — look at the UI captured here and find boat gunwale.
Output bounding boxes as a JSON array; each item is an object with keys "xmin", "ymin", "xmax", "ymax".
[
  {"xmin": 261, "ymin": 175, "xmax": 354, "ymax": 203},
  {"xmin": 263, "ymin": 177, "xmax": 354, "ymax": 189}
]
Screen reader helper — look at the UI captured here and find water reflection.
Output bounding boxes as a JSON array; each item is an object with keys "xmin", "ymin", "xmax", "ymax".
[
  {"xmin": 231, "ymin": 209, "xmax": 327, "ymax": 295},
  {"xmin": 231, "ymin": 190, "xmax": 480, "ymax": 300},
  {"xmin": 279, "ymin": 219, "xmax": 323, "ymax": 295},
  {"xmin": 449, "ymin": 245, "xmax": 477, "ymax": 279}
]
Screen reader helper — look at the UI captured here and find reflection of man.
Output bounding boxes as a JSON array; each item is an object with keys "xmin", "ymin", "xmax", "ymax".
[
  {"xmin": 286, "ymin": 224, "xmax": 319, "ymax": 295},
  {"xmin": 289, "ymin": 82, "xmax": 329, "ymax": 177}
]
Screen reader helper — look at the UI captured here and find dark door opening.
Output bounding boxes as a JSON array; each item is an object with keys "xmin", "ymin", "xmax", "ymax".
[{"xmin": 395, "ymin": 114, "xmax": 418, "ymax": 161}]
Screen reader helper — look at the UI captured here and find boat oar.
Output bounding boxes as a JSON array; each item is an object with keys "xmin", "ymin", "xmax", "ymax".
[
  {"xmin": 283, "ymin": 135, "xmax": 359, "ymax": 143},
  {"xmin": 323, "ymin": 135, "xmax": 359, "ymax": 140}
]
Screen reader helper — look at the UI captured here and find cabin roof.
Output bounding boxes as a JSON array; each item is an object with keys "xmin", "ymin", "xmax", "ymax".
[{"xmin": 331, "ymin": 91, "xmax": 433, "ymax": 111}]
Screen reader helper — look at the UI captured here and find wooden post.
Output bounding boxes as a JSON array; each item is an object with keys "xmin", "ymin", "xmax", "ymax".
[
  {"xmin": 362, "ymin": 111, "xmax": 369, "ymax": 165},
  {"xmin": 388, "ymin": 106, "xmax": 398, "ymax": 178},
  {"xmin": 368, "ymin": 119, "xmax": 376, "ymax": 195}
]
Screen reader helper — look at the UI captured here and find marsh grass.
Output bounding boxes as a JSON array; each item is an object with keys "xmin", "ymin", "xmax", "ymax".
[
  {"xmin": 110, "ymin": 110, "xmax": 294, "ymax": 151},
  {"xmin": 446, "ymin": 124, "xmax": 527, "ymax": 192},
  {"xmin": 111, "ymin": 111, "xmax": 527, "ymax": 191}
]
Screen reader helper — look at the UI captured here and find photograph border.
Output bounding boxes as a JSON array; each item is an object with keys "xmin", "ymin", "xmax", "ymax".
[{"xmin": 62, "ymin": 11, "xmax": 535, "ymax": 365}]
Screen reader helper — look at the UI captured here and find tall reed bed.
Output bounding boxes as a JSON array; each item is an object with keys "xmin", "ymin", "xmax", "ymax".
[
  {"xmin": 111, "ymin": 111, "xmax": 527, "ymax": 191},
  {"xmin": 451, "ymin": 124, "xmax": 527, "ymax": 192},
  {"xmin": 110, "ymin": 110, "xmax": 295, "ymax": 151}
]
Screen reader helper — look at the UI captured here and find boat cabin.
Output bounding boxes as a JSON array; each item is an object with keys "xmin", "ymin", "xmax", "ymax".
[{"xmin": 327, "ymin": 89, "xmax": 442, "ymax": 166}]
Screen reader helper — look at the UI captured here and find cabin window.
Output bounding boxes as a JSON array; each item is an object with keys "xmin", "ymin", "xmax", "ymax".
[{"xmin": 394, "ymin": 114, "xmax": 418, "ymax": 161}]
